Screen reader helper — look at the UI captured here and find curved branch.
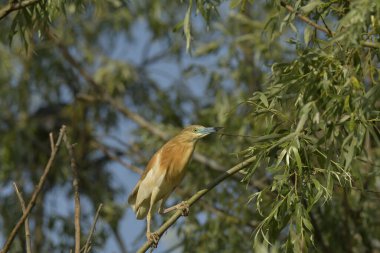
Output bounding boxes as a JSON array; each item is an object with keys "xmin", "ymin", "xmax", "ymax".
[
  {"xmin": 0, "ymin": 0, "xmax": 40, "ymax": 21},
  {"xmin": 136, "ymin": 156, "xmax": 256, "ymax": 253},
  {"xmin": 1, "ymin": 126, "xmax": 66, "ymax": 253}
]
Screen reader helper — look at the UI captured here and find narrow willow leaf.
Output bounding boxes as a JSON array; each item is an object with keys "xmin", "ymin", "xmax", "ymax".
[
  {"xmin": 276, "ymin": 148, "xmax": 287, "ymax": 167},
  {"xmin": 229, "ymin": 0, "xmax": 242, "ymax": 9},
  {"xmin": 300, "ymin": 0, "xmax": 323, "ymax": 14},
  {"xmin": 291, "ymin": 146, "xmax": 303, "ymax": 173},
  {"xmin": 344, "ymin": 137, "xmax": 357, "ymax": 170},
  {"xmin": 184, "ymin": 0, "xmax": 193, "ymax": 53},
  {"xmin": 304, "ymin": 25, "xmax": 313, "ymax": 45},
  {"xmin": 302, "ymin": 217, "xmax": 313, "ymax": 232},
  {"xmin": 193, "ymin": 41, "xmax": 220, "ymax": 57},
  {"xmin": 173, "ymin": 20, "xmax": 184, "ymax": 32},
  {"xmin": 259, "ymin": 92, "xmax": 269, "ymax": 108},
  {"xmin": 296, "ymin": 104, "xmax": 312, "ymax": 133}
]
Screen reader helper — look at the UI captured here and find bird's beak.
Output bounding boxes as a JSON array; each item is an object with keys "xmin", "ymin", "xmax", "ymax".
[
  {"xmin": 213, "ymin": 127, "xmax": 224, "ymax": 132},
  {"xmin": 200, "ymin": 127, "xmax": 223, "ymax": 134}
]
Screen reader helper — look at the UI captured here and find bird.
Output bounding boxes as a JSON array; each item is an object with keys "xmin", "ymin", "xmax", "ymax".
[{"xmin": 128, "ymin": 125, "xmax": 222, "ymax": 245}]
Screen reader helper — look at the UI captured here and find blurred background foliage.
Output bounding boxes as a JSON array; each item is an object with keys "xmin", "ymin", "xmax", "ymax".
[{"xmin": 0, "ymin": 0, "xmax": 379, "ymax": 252}]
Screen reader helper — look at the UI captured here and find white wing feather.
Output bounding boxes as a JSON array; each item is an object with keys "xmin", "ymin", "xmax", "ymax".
[{"xmin": 135, "ymin": 151, "xmax": 166, "ymax": 208}]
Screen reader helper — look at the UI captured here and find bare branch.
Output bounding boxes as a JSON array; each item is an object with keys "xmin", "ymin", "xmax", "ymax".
[
  {"xmin": 83, "ymin": 204, "xmax": 103, "ymax": 253},
  {"xmin": 63, "ymin": 134, "xmax": 81, "ymax": 253},
  {"xmin": 1, "ymin": 125, "xmax": 66, "ymax": 253},
  {"xmin": 0, "ymin": 0, "xmax": 40, "ymax": 21},
  {"xmin": 49, "ymin": 133, "xmax": 54, "ymax": 153},
  {"xmin": 136, "ymin": 156, "xmax": 256, "ymax": 253},
  {"xmin": 12, "ymin": 183, "xmax": 32, "ymax": 253}
]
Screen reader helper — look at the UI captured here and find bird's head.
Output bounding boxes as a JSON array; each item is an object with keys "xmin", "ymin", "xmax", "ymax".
[{"xmin": 179, "ymin": 125, "xmax": 223, "ymax": 142}]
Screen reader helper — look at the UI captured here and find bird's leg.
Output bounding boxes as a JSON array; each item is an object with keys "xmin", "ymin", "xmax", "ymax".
[
  {"xmin": 146, "ymin": 189, "xmax": 160, "ymax": 247},
  {"xmin": 146, "ymin": 212, "xmax": 159, "ymax": 247},
  {"xmin": 162, "ymin": 201, "xmax": 190, "ymax": 216},
  {"xmin": 158, "ymin": 195, "xmax": 169, "ymax": 215}
]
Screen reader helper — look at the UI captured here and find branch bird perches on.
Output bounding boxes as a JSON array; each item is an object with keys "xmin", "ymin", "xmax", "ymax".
[
  {"xmin": 136, "ymin": 155, "xmax": 257, "ymax": 252},
  {"xmin": 128, "ymin": 125, "xmax": 222, "ymax": 246}
]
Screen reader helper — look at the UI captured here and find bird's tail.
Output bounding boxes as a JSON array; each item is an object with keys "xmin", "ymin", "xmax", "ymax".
[
  {"xmin": 128, "ymin": 181, "xmax": 140, "ymax": 207},
  {"xmin": 135, "ymin": 205, "xmax": 148, "ymax": 219},
  {"xmin": 128, "ymin": 182, "xmax": 148, "ymax": 219}
]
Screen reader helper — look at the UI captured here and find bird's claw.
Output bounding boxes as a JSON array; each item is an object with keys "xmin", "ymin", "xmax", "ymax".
[
  {"xmin": 178, "ymin": 201, "xmax": 190, "ymax": 216},
  {"xmin": 147, "ymin": 232, "xmax": 160, "ymax": 248}
]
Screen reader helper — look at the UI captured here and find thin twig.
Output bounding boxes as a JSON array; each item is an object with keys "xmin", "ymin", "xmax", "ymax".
[
  {"xmin": 12, "ymin": 183, "xmax": 32, "ymax": 253},
  {"xmin": 94, "ymin": 141, "xmax": 144, "ymax": 175},
  {"xmin": 63, "ymin": 134, "xmax": 81, "ymax": 253},
  {"xmin": 49, "ymin": 133, "xmax": 54, "ymax": 152},
  {"xmin": 0, "ymin": 0, "xmax": 40, "ymax": 21},
  {"xmin": 136, "ymin": 156, "xmax": 256, "ymax": 253},
  {"xmin": 280, "ymin": 1, "xmax": 332, "ymax": 36},
  {"xmin": 1, "ymin": 125, "xmax": 66, "ymax": 253},
  {"xmin": 83, "ymin": 203, "xmax": 103, "ymax": 253},
  {"xmin": 280, "ymin": 1, "xmax": 380, "ymax": 49}
]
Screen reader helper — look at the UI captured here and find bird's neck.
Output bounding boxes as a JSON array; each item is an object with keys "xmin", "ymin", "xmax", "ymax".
[{"xmin": 173, "ymin": 134, "xmax": 198, "ymax": 144}]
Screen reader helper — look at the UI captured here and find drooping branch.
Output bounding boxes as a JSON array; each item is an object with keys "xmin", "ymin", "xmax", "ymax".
[
  {"xmin": 1, "ymin": 126, "xmax": 66, "ymax": 253},
  {"xmin": 47, "ymin": 32, "xmax": 228, "ymax": 175},
  {"xmin": 280, "ymin": 1, "xmax": 380, "ymax": 49},
  {"xmin": 136, "ymin": 156, "xmax": 256, "ymax": 253},
  {"xmin": 0, "ymin": 0, "xmax": 40, "ymax": 21}
]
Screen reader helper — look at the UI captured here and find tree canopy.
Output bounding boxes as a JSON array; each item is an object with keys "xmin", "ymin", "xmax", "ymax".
[{"xmin": 0, "ymin": 0, "xmax": 379, "ymax": 252}]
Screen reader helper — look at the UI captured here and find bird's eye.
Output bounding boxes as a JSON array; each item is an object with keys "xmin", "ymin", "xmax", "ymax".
[{"xmin": 193, "ymin": 128, "xmax": 198, "ymax": 133}]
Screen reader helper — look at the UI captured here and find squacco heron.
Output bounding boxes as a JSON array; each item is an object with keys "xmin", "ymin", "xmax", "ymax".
[{"xmin": 128, "ymin": 125, "xmax": 221, "ymax": 244}]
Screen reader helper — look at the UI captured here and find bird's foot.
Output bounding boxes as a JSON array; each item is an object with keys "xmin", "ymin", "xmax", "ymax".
[
  {"xmin": 177, "ymin": 201, "xmax": 189, "ymax": 216},
  {"xmin": 146, "ymin": 232, "xmax": 160, "ymax": 248}
]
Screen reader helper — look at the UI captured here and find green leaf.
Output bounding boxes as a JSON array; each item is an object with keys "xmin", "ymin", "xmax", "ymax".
[
  {"xmin": 302, "ymin": 217, "xmax": 313, "ymax": 232},
  {"xmin": 259, "ymin": 92, "xmax": 269, "ymax": 108},
  {"xmin": 184, "ymin": 0, "xmax": 193, "ymax": 53},
  {"xmin": 291, "ymin": 146, "xmax": 303, "ymax": 173},
  {"xmin": 172, "ymin": 20, "xmax": 184, "ymax": 32},
  {"xmin": 304, "ymin": 25, "xmax": 313, "ymax": 45},
  {"xmin": 344, "ymin": 95, "xmax": 350, "ymax": 112},
  {"xmin": 229, "ymin": 0, "xmax": 242, "ymax": 9},
  {"xmin": 344, "ymin": 137, "xmax": 357, "ymax": 170},
  {"xmin": 193, "ymin": 41, "xmax": 220, "ymax": 57},
  {"xmin": 276, "ymin": 148, "xmax": 287, "ymax": 167},
  {"xmin": 300, "ymin": 0, "xmax": 323, "ymax": 14},
  {"xmin": 296, "ymin": 103, "xmax": 312, "ymax": 133}
]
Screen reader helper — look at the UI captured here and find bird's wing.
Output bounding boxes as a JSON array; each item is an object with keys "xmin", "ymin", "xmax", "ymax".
[
  {"xmin": 127, "ymin": 149, "xmax": 165, "ymax": 206},
  {"xmin": 135, "ymin": 150, "xmax": 167, "ymax": 208},
  {"xmin": 127, "ymin": 180, "xmax": 141, "ymax": 206}
]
